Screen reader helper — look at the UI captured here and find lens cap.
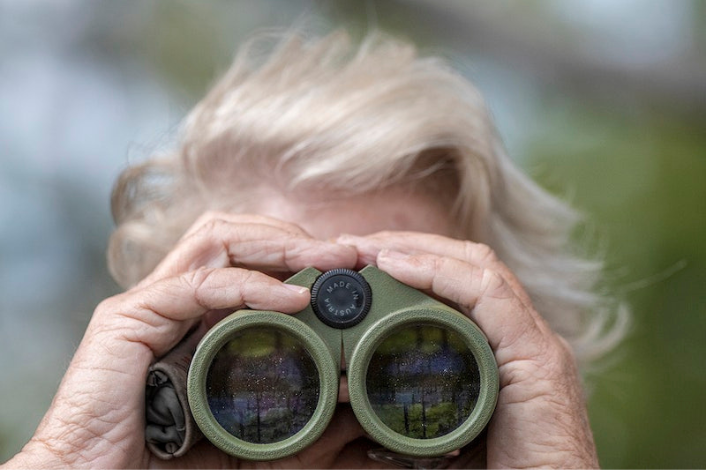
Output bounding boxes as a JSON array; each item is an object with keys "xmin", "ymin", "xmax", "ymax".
[{"xmin": 311, "ymin": 269, "xmax": 372, "ymax": 329}]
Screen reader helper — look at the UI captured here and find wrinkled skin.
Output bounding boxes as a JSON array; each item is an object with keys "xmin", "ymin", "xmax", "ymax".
[{"xmin": 4, "ymin": 193, "xmax": 599, "ymax": 469}]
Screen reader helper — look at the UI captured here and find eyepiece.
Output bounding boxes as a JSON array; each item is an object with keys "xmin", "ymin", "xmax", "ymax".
[{"xmin": 311, "ymin": 269, "xmax": 372, "ymax": 329}]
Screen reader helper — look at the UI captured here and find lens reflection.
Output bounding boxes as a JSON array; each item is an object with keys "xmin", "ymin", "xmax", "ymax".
[
  {"xmin": 206, "ymin": 327, "xmax": 320, "ymax": 444},
  {"xmin": 366, "ymin": 324, "xmax": 480, "ymax": 439}
]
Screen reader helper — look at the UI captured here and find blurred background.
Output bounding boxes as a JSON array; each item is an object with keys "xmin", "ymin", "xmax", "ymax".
[{"xmin": 1, "ymin": 0, "xmax": 704, "ymax": 467}]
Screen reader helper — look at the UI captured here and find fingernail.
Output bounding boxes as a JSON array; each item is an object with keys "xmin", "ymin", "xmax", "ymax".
[{"xmin": 284, "ymin": 284, "xmax": 309, "ymax": 295}]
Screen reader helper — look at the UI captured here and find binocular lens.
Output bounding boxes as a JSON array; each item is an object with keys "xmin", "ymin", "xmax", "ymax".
[
  {"xmin": 187, "ymin": 268, "xmax": 497, "ymax": 460},
  {"xmin": 365, "ymin": 324, "xmax": 480, "ymax": 440},
  {"xmin": 205, "ymin": 327, "xmax": 320, "ymax": 444}
]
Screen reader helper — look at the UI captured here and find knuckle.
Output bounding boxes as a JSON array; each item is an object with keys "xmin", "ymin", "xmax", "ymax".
[
  {"xmin": 373, "ymin": 230, "xmax": 396, "ymax": 239},
  {"xmin": 94, "ymin": 295, "xmax": 119, "ymax": 315},
  {"xmin": 198, "ymin": 217, "xmax": 226, "ymax": 236},
  {"xmin": 182, "ymin": 217, "xmax": 233, "ymax": 252},
  {"xmin": 183, "ymin": 265, "xmax": 211, "ymax": 287},
  {"xmin": 268, "ymin": 216, "xmax": 307, "ymax": 235},
  {"xmin": 184, "ymin": 211, "xmax": 216, "ymax": 234},
  {"xmin": 186, "ymin": 267, "xmax": 260, "ymax": 307},
  {"xmin": 554, "ymin": 335, "xmax": 579, "ymax": 367},
  {"xmin": 91, "ymin": 295, "xmax": 132, "ymax": 327},
  {"xmin": 196, "ymin": 210, "xmax": 225, "ymax": 225},
  {"xmin": 412, "ymin": 252, "xmax": 444, "ymax": 274},
  {"xmin": 479, "ymin": 268, "xmax": 507, "ymax": 296},
  {"xmin": 539, "ymin": 334, "xmax": 579, "ymax": 376},
  {"xmin": 89, "ymin": 298, "xmax": 139, "ymax": 342},
  {"xmin": 187, "ymin": 211, "xmax": 230, "ymax": 239},
  {"xmin": 182, "ymin": 267, "xmax": 218, "ymax": 305},
  {"xmin": 429, "ymin": 254, "xmax": 447, "ymax": 271},
  {"xmin": 470, "ymin": 242, "xmax": 498, "ymax": 264}
]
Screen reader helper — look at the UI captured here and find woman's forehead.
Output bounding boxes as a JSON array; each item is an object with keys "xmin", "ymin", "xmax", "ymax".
[{"xmin": 247, "ymin": 187, "xmax": 455, "ymax": 240}]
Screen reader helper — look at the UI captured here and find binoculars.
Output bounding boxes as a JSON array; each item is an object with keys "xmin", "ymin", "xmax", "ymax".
[{"xmin": 186, "ymin": 266, "xmax": 498, "ymax": 461}]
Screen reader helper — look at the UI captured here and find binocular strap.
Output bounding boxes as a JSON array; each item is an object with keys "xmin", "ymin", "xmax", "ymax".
[{"xmin": 145, "ymin": 323, "xmax": 206, "ymax": 459}]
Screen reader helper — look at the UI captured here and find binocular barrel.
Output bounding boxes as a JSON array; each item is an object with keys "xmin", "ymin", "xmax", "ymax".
[{"xmin": 187, "ymin": 266, "xmax": 498, "ymax": 460}]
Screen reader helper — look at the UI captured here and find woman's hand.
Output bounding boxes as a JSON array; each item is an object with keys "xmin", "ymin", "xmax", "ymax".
[
  {"xmin": 338, "ymin": 232, "xmax": 599, "ymax": 469},
  {"xmin": 4, "ymin": 219, "xmax": 598, "ymax": 469},
  {"xmin": 4, "ymin": 212, "xmax": 375, "ymax": 469}
]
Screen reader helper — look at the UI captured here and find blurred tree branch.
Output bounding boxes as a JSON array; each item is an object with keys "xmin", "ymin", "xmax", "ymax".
[{"xmin": 341, "ymin": 0, "xmax": 706, "ymax": 113}]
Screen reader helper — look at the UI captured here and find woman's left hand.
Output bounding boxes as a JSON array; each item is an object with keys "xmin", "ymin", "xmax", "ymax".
[{"xmin": 338, "ymin": 231, "xmax": 599, "ymax": 469}]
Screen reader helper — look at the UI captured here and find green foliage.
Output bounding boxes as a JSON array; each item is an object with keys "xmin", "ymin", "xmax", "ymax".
[{"xmin": 525, "ymin": 98, "xmax": 706, "ymax": 468}]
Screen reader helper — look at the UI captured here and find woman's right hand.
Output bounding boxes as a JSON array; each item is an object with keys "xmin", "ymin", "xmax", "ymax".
[{"xmin": 3, "ymin": 212, "xmax": 362, "ymax": 469}]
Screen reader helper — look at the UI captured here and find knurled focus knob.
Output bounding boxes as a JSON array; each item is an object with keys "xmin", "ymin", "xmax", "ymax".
[{"xmin": 310, "ymin": 269, "xmax": 372, "ymax": 329}]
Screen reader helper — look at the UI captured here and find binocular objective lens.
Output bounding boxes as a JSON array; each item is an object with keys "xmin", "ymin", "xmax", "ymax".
[
  {"xmin": 206, "ymin": 327, "xmax": 320, "ymax": 444},
  {"xmin": 366, "ymin": 325, "xmax": 481, "ymax": 439}
]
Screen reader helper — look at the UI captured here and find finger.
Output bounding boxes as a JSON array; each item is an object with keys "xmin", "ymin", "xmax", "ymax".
[
  {"xmin": 181, "ymin": 211, "xmax": 311, "ymax": 238},
  {"xmin": 32, "ymin": 268, "xmax": 311, "ymax": 467},
  {"xmin": 150, "ymin": 211, "xmax": 312, "ymax": 284},
  {"xmin": 142, "ymin": 217, "xmax": 357, "ymax": 286},
  {"xmin": 338, "ymin": 232, "xmax": 532, "ymax": 308},
  {"xmin": 375, "ymin": 250, "xmax": 550, "ymax": 366},
  {"xmin": 96, "ymin": 267, "xmax": 310, "ymax": 358}
]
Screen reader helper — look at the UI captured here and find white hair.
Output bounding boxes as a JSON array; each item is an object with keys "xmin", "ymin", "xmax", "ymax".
[{"xmin": 109, "ymin": 30, "xmax": 628, "ymax": 367}]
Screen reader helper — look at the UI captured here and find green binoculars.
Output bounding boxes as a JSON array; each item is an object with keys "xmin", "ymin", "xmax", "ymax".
[{"xmin": 187, "ymin": 266, "xmax": 499, "ymax": 461}]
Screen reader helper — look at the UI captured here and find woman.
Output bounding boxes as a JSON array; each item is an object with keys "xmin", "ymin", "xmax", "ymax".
[{"xmin": 3, "ymin": 30, "xmax": 624, "ymax": 468}]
